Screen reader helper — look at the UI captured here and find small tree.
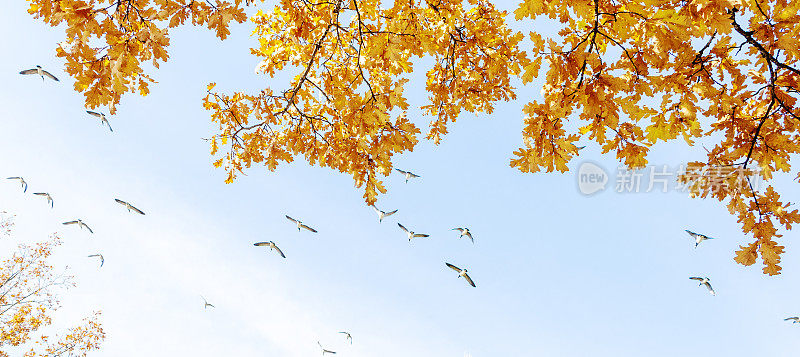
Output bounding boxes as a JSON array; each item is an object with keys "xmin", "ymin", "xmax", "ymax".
[
  {"xmin": 0, "ymin": 223, "xmax": 104, "ymax": 357},
  {"xmin": 0, "ymin": 212, "xmax": 12, "ymax": 237}
]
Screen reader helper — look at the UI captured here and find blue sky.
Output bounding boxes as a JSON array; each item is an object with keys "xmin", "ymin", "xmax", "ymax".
[{"xmin": 1, "ymin": 0, "xmax": 800, "ymax": 356}]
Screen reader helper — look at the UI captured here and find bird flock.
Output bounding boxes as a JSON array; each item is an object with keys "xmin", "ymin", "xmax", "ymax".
[
  {"xmin": 5, "ymin": 167, "xmax": 470, "ymax": 354},
  {"xmin": 12, "ymin": 66, "xmax": 133, "ymax": 273},
  {"xmin": 17, "ymin": 63, "xmax": 369, "ymax": 354},
  {"xmin": 262, "ymin": 169, "xmax": 476, "ymax": 287},
  {"xmin": 6, "ymin": 176, "xmax": 145, "ymax": 269},
  {"xmin": 252, "ymin": 168, "xmax": 477, "ymax": 289},
  {"xmin": 243, "ymin": 167, "xmax": 478, "ymax": 354},
  {"xmin": 15, "ymin": 66, "xmax": 136, "ymax": 265}
]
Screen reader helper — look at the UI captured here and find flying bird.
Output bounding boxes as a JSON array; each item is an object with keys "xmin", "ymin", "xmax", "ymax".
[
  {"xmin": 6, "ymin": 177, "xmax": 27, "ymax": 192},
  {"xmin": 785, "ymin": 317, "xmax": 800, "ymax": 324},
  {"xmin": 19, "ymin": 65, "xmax": 59, "ymax": 81},
  {"xmin": 254, "ymin": 241, "xmax": 286, "ymax": 258},
  {"xmin": 33, "ymin": 192, "xmax": 53, "ymax": 208},
  {"xmin": 452, "ymin": 227, "xmax": 474, "ymax": 243},
  {"xmin": 372, "ymin": 205, "xmax": 397, "ymax": 223},
  {"xmin": 685, "ymin": 230, "xmax": 714, "ymax": 247},
  {"xmin": 86, "ymin": 111, "xmax": 113, "ymax": 132},
  {"xmin": 88, "ymin": 254, "xmax": 104, "ymax": 267},
  {"xmin": 63, "ymin": 219, "xmax": 93, "ymax": 234},
  {"xmin": 395, "ymin": 169, "xmax": 420, "ymax": 183},
  {"xmin": 446, "ymin": 262, "xmax": 476, "ymax": 287},
  {"xmin": 317, "ymin": 341, "xmax": 336, "ymax": 355},
  {"xmin": 201, "ymin": 295, "xmax": 215, "ymax": 309},
  {"xmin": 398, "ymin": 223, "xmax": 429, "ymax": 241},
  {"xmin": 689, "ymin": 277, "xmax": 715, "ymax": 296},
  {"xmin": 114, "ymin": 199, "xmax": 145, "ymax": 215},
  {"xmin": 338, "ymin": 331, "xmax": 352, "ymax": 344},
  {"xmin": 285, "ymin": 215, "xmax": 318, "ymax": 233}
]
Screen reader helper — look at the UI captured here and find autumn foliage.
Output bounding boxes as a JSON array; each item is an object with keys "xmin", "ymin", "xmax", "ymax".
[
  {"xmin": 509, "ymin": 0, "xmax": 800, "ymax": 275},
  {"xmin": 25, "ymin": 0, "xmax": 800, "ymax": 275},
  {"xmin": 26, "ymin": 0, "xmax": 248, "ymax": 113},
  {"xmin": 0, "ymin": 231, "xmax": 104, "ymax": 356},
  {"xmin": 203, "ymin": 0, "xmax": 528, "ymax": 202}
]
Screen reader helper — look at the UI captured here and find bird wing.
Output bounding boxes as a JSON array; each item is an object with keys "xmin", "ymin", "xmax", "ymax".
[
  {"xmin": 409, "ymin": 172, "xmax": 420, "ymax": 178},
  {"xmin": 446, "ymin": 263, "xmax": 461, "ymax": 272},
  {"xmin": 272, "ymin": 244, "xmax": 286, "ymax": 258},
  {"xmin": 285, "ymin": 215, "xmax": 298, "ymax": 223},
  {"xmin": 395, "ymin": 169, "xmax": 408, "ymax": 175},
  {"xmin": 201, "ymin": 296, "xmax": 213, "ymax": 307},
  {"xmin": 689, "ymin": 277, "xmax": 703, "ymax": 281},
  {"xmin": 129, "ymin": 205, "xmax": 145, "ymax": 215},
  {"xmin": 413, "ymin": 233, "xmax": 429, "ymax": 238},
  {"xmin": 384, "ymin": 209, "xmax": 397, "ymax": 217},
  {"xmin": 88, "ymin": 254, "xmax": 104, "ymax": 266},
  {"xmin": 41, "ymin": 70, "xmax": 59, "ymax": 81},
  {"xmin": 33, "ymin": 192, "xmax": 47, "ymax": 196},
  {"xmin": 83, "ymin": 223, "xmax": 94, "ymax": 233},
  {"xmin": 463, "ymin": 273, "xmax": 476, "ymax": 287},
  {"xmin": 300, "ymin": 224, "xmax": 317, "ymax": 233},
  {"xmin": 704, "ymin": 282, "xmax": 715, "ymax": 295},
  {"xmin": 687, "ymin": 231, "xmax": 714, "ymax": 240},
  {"xmin": 63, "ymin": 221, "xmax": 79, "ymax": 225},
  {"xmin": 19, "ymin": 69, "xmax": 38, "ymax": 75},
  {"xmin": 86, "ymin": 110, "xmax": 102, "ymax": 118},
  {"xmin": 397, "ymin": 223, "xmax": 409, "ymax": 233},
  {"xmin": 254, "ymin": 242, "xmax": 270, "ymax": 246},
  {"xmin": 785, "ymin": 317, "xmax": 799, "ymax": 321},
  {"xmin": 372, "ymin": 206, "xmax": 382, "ymax": 215}
]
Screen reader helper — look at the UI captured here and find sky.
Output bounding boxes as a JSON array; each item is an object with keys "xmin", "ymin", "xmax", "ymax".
[{"xmin": 1, "ymin": 1, "xmax": 800, "ymax": 356}]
